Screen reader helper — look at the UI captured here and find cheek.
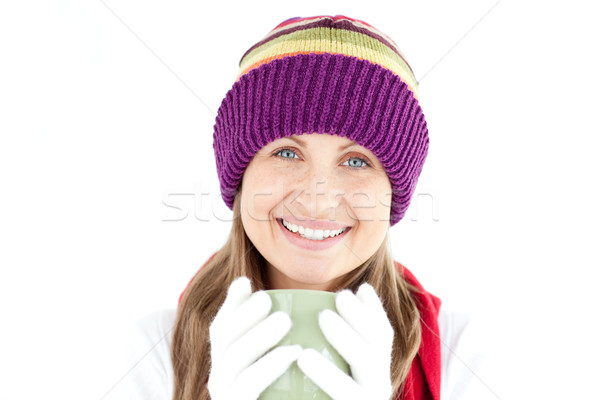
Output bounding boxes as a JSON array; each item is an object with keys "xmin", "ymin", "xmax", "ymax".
[
  {"xmin": 241, "ymin": 166, "xmax": 286, "ymax": 217},
  {"xmin": 347, "ymin": 179, "xmax": 392, "ymax": 222}
]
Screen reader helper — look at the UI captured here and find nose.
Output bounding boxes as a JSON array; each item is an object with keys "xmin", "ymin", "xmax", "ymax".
[{"xmin": 290, "ymin": 170, "xmax": 347, "ymax": 221}]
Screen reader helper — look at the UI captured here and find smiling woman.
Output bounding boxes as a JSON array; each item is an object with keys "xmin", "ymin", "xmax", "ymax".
[
  {"xmin": 241, "ymin": 133, "xmax": 393, "ymax": 291},
  {"xmin": 118, "ymin": 14, "xmax": 490, "ymax": 400}
]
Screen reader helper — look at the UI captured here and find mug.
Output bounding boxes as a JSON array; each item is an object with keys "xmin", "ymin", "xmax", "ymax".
[{"xmin": 259, "ymin": 289, "xmax": 351, "ymax": 400}]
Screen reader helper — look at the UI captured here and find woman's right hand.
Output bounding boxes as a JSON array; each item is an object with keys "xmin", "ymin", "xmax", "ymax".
[{"xmin": 207, "ymin": 276, "xmax": 302, "ymax": 400}]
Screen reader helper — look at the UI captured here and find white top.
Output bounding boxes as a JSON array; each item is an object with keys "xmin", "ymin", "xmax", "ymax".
[{"xmin": 106, "ymin": 307, "xmax": 498, "ymax": 400}]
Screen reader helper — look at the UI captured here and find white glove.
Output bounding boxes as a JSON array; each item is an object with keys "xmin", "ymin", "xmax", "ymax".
[
  {"xmin": 296, "ymin": 283, "xmax": 395, "ymax": 400},
  {"xmin": 207, "ymin": 276, "xmax": 302, "ymax": 400}
]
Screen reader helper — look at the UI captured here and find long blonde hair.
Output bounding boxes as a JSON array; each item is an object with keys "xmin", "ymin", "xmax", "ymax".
[{"xmin": 171, "ymin": 188, "xmax": 423, "ymax": 399}]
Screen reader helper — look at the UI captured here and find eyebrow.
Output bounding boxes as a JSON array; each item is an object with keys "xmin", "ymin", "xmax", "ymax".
[{"xmin": 284, "ymin": 135, "xmax": 358, "ymax": 151}]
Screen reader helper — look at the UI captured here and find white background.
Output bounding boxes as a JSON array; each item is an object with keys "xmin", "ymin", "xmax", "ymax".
[{"xmin": 1, "ymin": 1, "xmax": 599, "ymax": 399}]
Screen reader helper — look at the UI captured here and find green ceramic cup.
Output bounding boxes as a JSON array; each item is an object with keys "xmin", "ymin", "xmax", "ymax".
[{"xmin": 258, "ymin": 289, "xmax": 351, "ymax": 400}]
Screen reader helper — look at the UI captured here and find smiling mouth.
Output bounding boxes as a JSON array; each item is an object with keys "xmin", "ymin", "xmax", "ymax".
[{"xmin": 277, "ymin": 218, "xmax": 350, "ymax": 241}]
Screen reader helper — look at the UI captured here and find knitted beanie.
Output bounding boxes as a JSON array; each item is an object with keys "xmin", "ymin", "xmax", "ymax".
[{"xmin": 212, "ymin": 15, "xmax": 429, "ymax": 226}]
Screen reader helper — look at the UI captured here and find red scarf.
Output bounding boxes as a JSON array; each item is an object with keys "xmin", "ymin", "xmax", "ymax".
[
  {"xmin": 177, "ymin": 253, "xmax": 441, "ymax": 400},
  {"xmin": 394, "ymin": 260, "xmax": 442, "ymax": 400}
]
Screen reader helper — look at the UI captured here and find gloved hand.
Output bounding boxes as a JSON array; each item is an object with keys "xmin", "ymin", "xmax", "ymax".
[
  {"xmin": 297, "ymin": 282, "xmax": 395, "ymax": 400},
  {"xmin": 207, "ymin": 276, "xmax": 302, "ymax": 400}
]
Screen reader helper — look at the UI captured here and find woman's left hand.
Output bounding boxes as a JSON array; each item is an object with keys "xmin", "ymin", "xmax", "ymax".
[{"xmin": 297, "ymin": 283, "xmax": 395, "ymax": 400}]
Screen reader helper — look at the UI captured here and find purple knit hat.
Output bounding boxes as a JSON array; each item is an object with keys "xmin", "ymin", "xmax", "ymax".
[{"xmin": 212, "ymin": 15, "xmax": 429, "ymax": 226}]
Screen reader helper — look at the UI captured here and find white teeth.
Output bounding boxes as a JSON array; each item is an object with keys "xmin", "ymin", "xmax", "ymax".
[{"xmin": 281, "ymin": 219, "xmax": 347, "ymax": 240}]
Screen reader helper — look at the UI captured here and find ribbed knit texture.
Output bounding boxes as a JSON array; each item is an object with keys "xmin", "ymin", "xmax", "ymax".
[{"xmin": 213, "ymin": 15, "xmax": 429, "ymax": 226}]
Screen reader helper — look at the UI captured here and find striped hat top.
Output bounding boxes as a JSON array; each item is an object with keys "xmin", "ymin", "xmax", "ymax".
[
  {"xmin": 235, "ymin": 15, "xmax": 420, "ymax": 100},
  {"xmin": 213, "ymin": 15, "xmax": 429, "ymax": 226}
]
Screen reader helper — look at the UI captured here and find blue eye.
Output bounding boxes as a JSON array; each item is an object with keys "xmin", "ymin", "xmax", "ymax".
[
  {"xmin": 274, "ymin": 148, "xmax": 299, "ymax": 161},
  {"xmin": 342, "ymin": 157, "xmax": 370, "ymax": 168},
  {"xmin": 272, "ymin": 147, "xmax": 371, "ymax": 169}
]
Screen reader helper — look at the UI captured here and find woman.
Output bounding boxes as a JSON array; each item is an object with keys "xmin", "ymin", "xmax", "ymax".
[{"xmin": 120, "ymin": 14, "xmax": 487, "ymax": 400}]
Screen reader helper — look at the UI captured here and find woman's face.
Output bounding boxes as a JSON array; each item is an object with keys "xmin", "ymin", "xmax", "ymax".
[{"xmin": 240, "ymin": 133, "xmax": 392, "ymax": 291}]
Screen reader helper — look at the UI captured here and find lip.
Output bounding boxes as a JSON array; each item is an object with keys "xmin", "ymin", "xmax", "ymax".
[{"xmin": 276, "ymin": 218, "xmax": 351, "ymax": 251}]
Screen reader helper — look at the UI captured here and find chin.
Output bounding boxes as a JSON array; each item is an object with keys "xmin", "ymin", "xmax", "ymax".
[{"xmin": 278, "ymin": 266, "xmax": 337, "ymax": 289}]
